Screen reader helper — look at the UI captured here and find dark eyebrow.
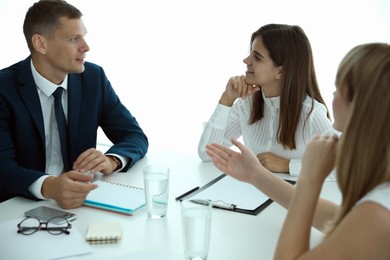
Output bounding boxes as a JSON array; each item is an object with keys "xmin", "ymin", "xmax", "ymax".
[{"xmin": 253, "ymin": 50, "xmax": 264, "ymax": 59}]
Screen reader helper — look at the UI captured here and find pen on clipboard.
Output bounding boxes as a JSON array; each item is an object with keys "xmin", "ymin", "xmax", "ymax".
[
  {"xmin": 175, "ymin": 186, "xmax": 200, "ymax": 201},
  {"xmin": 190, "ymin": 199, "xmax": 237, "ymax": 210}
]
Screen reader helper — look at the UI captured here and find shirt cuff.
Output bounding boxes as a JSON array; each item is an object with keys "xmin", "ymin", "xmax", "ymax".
[
  {"xmin": 289, "ymin": 159, "xmax": 302, "ymax": 177},
  {"xmin": 105, "ymin": 153, "xmax": 128, "ymax": 172},
  {"xmin": 28, "ymin": 175, "xmax": 51, "ymax": 200}
]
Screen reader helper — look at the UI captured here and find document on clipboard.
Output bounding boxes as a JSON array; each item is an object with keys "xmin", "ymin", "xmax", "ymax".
[{"xmin": 178, "ymin": 174, "xmax": 295, "ymax": 215}]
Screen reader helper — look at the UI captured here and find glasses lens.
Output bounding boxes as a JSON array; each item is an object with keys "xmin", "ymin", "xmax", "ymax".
[
  {"xmin": 47, "ymin": 217, "xmax": 70, "ymax": 235},
  {"xmin": 18, "ymin": 217, "xmax": 40, "ymax": 235}
]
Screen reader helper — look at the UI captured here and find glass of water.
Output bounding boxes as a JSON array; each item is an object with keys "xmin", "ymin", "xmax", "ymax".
[
  {"xmin": 181, "ymin": 199, "xmax": 212, "ymax": 259},
  {"xmin": 143, "ymin": 164, "xmax": 169, "ymax": 219}
]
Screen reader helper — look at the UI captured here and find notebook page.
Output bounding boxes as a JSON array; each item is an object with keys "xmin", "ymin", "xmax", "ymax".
[{"xmin": 85, "ymin": 180, "xmax": 145, "ymax": 211}]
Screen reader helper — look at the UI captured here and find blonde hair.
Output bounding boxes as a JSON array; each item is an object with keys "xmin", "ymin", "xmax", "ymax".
[{"xmin": 326, "ymin": 43, "xmax": 390, "ymax": 235}]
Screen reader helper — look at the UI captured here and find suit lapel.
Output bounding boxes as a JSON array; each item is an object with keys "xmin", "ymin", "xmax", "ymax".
[{"xmin": 18, "ymin": 57, "xmax": 45, "ymax": 145}]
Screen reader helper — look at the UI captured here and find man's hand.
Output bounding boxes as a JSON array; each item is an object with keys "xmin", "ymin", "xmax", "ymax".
[
  {"xmin": 256, "ymin": 152, "xmax": 290, "ymax": 173},
  {"xmin": 42, "ymin": 171, "xmax": 97, "ymax": 209},
  {"xmin": 72, "ymin": 148, "xmax": 117, "ymax": 174}
]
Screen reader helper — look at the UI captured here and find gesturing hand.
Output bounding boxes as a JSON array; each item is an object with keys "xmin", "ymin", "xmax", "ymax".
[{"xmin": 206, "ymin": 139, "xmax": 266, "ymax": 183}]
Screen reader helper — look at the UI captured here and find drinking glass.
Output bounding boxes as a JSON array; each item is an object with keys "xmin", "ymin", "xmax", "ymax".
[
  {"xmin": 143, "ymin": 164, "xmax": 169, "ymax": 219},
  {"xmin": 181, "ymin": 199, "xmax": 212, "ymax": 259}
]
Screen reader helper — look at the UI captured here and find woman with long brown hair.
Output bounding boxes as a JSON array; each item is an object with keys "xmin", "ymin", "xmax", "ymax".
[{"xmin": 198, "ymin": 24, "xmax": 332, "ymax": 176}]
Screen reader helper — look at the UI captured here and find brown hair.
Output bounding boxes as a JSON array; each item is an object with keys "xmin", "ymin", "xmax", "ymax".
[
  {"xmin": 326, "ymin": 43, "xmax": 390, "ymax": 235},
  {"xmin": 23, "ymin": 0, "xmax": 82, "ymax": 52},
  {"xmin": 249, "ymin": 24, "xmax": 330, "ymax": 149}
]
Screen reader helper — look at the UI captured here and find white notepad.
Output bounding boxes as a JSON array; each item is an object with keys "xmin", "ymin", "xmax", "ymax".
[
  {"xmin": 83, "ymin": 180, "xmax": 145, "ymax": 215},
  {"xmin": 86, "ymin": 222, "xmax": 123, "ymax": 244}
]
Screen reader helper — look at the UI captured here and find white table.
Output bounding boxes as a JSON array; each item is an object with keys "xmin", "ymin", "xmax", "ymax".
[{"xmin": 0, "ymin": 150, "xmax": 341, "ymax": 260}]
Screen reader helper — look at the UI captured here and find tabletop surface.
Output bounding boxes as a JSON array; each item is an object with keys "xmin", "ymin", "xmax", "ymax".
[{"xmin": 0, "ymin": 150, "xmax": 341, "ymax": 260}]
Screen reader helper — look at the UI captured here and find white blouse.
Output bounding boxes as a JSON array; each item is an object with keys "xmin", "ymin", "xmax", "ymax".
[
  {"xmin": 356, "ymin": 182, "xmax": 390, "ymax": 211},
  {"xmin": 198, "ymin": 91, "xmax": 333, "ymax": 176}
]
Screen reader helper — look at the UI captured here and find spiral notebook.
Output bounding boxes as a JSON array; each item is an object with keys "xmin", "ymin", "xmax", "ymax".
[
  {"xmin": 86, "ymin": 222, "xmax": 122, "ymax": 244},
  {"xmin": 83, "ymin": 180, "xmax": 145, "ymax": 215}
]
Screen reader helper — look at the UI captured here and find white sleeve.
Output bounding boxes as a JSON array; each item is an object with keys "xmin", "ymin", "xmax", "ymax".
[
  {"xmin": 105, "ymin": 153, "xmax": 129, "ymax": 172},
  {"xmin": 28, "ymin": 175, "xmax": 51, "ymax": 200},
  {"xmin": 198, "ymin": 103, "xmax": 238, "ymax": 161},
  {"xmin": 289, "ymin": 159, "xmax": 302, "ymax": 177},
  {"xmin": 307, "ymin": 104, "xmax": 334, "ymax": 137}
]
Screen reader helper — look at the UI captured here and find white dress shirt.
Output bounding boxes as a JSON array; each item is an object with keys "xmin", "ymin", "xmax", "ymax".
[
  {"xmin": 198, "ymin": 91, "xmax": 333, "ymax": 176},
  {"xmin": 27, "ymin": 61, "xmax": 127, "ymax": 199},
  {"xmin": 28, "ymin": 60, "xmax": 68, "ymax": 199}
]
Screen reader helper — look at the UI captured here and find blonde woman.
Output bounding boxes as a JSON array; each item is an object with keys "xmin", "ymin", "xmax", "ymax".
[{"xmin": 206, "ymin": 42, "xmax": 390, "ymax": 258}]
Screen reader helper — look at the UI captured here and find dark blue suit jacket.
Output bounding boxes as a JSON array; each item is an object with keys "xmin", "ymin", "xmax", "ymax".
[{"xmin": 0, "ymin": 56, "xmax": 148, "ymax": 202}]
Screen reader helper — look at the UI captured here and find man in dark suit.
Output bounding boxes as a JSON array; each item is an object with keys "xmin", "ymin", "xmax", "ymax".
[{"xmin": 0, "ymin": 0, "xmax": 148, "ymax": 208}]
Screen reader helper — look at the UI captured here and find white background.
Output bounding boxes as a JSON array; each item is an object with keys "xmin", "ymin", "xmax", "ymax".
[{"xmin": 1, "ymin": 0, "xmax": 389, "ymax": 154}]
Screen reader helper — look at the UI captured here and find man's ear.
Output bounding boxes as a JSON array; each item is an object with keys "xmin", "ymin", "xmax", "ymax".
[{"xmin": 31, "ymin": 34, "xmax": 47, "ymax": 54}]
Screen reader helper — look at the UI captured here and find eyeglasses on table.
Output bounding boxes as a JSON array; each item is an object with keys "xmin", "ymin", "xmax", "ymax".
[{"xmin": 17, "ymin": 216, "xmax": 72, "ymax": 235}]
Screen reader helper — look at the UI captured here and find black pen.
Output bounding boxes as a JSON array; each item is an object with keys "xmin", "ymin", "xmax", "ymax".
[{"xmin": 175, "ymin": 186, "xmax": 200, "ymax": 201}]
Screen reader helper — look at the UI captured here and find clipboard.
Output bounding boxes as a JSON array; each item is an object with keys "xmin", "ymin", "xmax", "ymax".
[{"xmin": 177, "ymin": 174, "xmax": 295, "ymax": 215}]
